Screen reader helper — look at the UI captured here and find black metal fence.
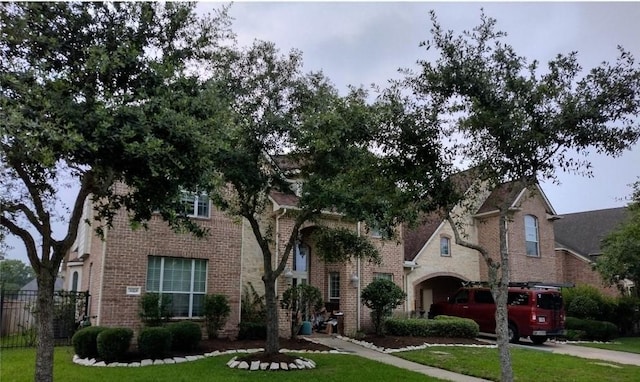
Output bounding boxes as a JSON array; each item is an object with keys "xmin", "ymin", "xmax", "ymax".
[{"xmin": 0, "ymin": 289, "xmax": 90, "ymax": 348}]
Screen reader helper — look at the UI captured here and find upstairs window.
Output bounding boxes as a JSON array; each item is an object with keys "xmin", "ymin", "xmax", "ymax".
[
  {"xmin": 524, "ymin": 215, "xmax": 539, "ymax": 257},
  {"xmin": 440, "ymin": 236, "xmax": 451, "ymax": 257},
  {"xmin": 181, "ymin": 192, "xmax": 210, "ymax": 218}
]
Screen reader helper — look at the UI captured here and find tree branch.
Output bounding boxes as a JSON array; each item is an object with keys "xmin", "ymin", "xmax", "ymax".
[{"xmin": 0, "ymin": 216, "xmax": 41, "ymax": 273}]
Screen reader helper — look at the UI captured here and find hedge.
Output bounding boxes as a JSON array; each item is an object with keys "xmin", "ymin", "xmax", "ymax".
[
  {"xmin": 565, "ymin": 317, "xmax": 618, "ymax": 341},
  {"xmin": 138, "ymin": 327, "xmax": 172, "ymax": 359},
  {"xmin": 238, "ymin": 321, "xmax": 267, "ymax": 340},
  {"xmin": 72, "ymin": 326, "xmax": 107, "ymax": 359},
  {"xmin": 166, "ymin": 321, "xmax": 201, "ymax": 351},
  {"xmin": 385, "ymin": 316, "xmax": 479, "ymax": 338},
  {"xmin": 96, "ymin": 327, "xmax": 133, "ymax": 362}
]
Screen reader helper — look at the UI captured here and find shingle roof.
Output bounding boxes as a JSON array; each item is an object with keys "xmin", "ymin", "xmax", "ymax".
[
  {"xmin": 404, "ymin": 211, "xmax": 446, "ymax": 261},
  {"xmin": 554, "ymin": 207, "xmax": 629, "ymax": 258},
  {"xmin": 270, "ymin": 191, "xmax": 300, "ymax": 208}
]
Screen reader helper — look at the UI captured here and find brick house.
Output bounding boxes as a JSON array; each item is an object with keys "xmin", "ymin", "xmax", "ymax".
[
  {"xmin": 60, "ymin": 157, "xmax": 405, "ymax": 338},
  {"xmin": 554, "ymin": 207, "xmax": 629, "ymax": 297},
  {"xmin": 403, "ymin": 180, "xmax": 563, "ymax": 313}
]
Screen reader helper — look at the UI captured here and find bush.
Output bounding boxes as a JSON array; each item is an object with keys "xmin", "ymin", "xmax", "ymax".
[
  {"xmin": 138, "ymin": 327, "xmax": 172, "ymax": 359},
  {"xmin": 361, "ymin": 278, "xmax": 406, "ymax": 336},
  {"xmin": 385, "ymin": 317, "xmax": 479, "ymax": 338},
  {"xmin": 237, "ymin": 321, "xmax": 267, "ymax": 340},
  {"xmin": 71, "ymin": 326, "xmax": 107, "ymax": 358},
  {"xmin": 139, "ymin": 293, "xmax": 172, "ymax": 327},
  {"xmin": 613, "ymin": 296, "xmax": 640, "ymax": 336},
  {"xmin": 203, "ymin": 294, "xmax": 231, "ymax": 339},
  {"xmin": 96, "ymin": 328, "xmax": 133, "ymax": 362},
  {"xmin": 166, "ymin": 321, "xmax": 201, "ymax": 351},
  {"xmin": 241, "ymin": 282, "xmax": 266, "ymax": 323},
  {"xmin": 563, "ymin": 285, "xmax": 616, "ymax": 322},
  {"xmin": 565, "ymin": 317, "xmax": 618, "ymax": 341}
]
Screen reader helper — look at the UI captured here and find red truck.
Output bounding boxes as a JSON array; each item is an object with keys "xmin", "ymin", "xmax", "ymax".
[{"xmin": 429, "ymin": 282, "xmax": 567, "ymax": 344}]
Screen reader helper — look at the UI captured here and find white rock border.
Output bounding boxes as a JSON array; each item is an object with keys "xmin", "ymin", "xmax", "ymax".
[
  {"xmin": 335, "ymin": 335, "xmax": 497, "ymax": 353},
  {"xmin": 73, "ymin": 347, "xmax": 348, "ymax": 369}
]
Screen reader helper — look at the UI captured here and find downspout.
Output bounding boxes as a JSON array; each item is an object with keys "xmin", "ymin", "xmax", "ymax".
[
  {"xmin": 239, "ymin": 218, "xmax": 245, "ymax": 328},
  {"xmin": 356, "ymin": 222, "xmax": 361, "ymax": 331},
  {"xmin": 274, "ymin": 208, "xmax": 288, "ymax": 292}
]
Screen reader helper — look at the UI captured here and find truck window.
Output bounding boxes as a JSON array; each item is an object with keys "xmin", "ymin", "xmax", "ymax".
[
  {"xmin": 537, "ymin": 293, "xmax": 562, "ymax": 310},
  {"xmin": 475, "ymin": 290, "xmax": 494, "ymax": 304},
  {"xmin": 452, "ymin": 289, "xmax": 469, "ymax": 303},
  {"xmin": 507, "ymin": 292, "xmax": 529, "ymax": 306}
]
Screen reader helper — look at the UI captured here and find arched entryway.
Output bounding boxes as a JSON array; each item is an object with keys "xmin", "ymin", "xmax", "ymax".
[{"xmin": 414, "ymin": 274, "xmax": 467, "ymax": 315}]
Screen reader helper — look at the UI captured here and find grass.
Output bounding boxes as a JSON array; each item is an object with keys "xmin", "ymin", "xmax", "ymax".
[
  {"xmin": 0, "ymin": 347, "xmax": 446, "ymax": 382},
  {"xmin": 396, "ymin": 346, "xmax": 640, "ymax": 382},
  {"xmin": 575, "ymin": 337, "xmax": 640, "ymax": 354}
]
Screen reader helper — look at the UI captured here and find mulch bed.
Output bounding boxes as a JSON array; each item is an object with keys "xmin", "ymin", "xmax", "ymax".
[{"xmin": 97, "ymin": 335, "xmax": 485, "ymax": 364}]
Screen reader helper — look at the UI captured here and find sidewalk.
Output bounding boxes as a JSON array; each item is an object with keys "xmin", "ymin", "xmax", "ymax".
[
  {"xmin": 306, "ymin": 334, "xmax": 490, "ymax": 382},
  {"xmin": 529, "ymin": 341, "xmax": 640, "ymax": 366}
]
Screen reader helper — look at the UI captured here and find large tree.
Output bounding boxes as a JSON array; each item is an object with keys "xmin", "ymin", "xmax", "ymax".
[
  {"xmin": 399, "ymin": 11, "xmax": 640, "ymax": 381},
  {"xmin": 200, "ymin": 40, "xmax": 451, "ymax": 356},
  {"xmin": 597, "ymin": 180, "xmax": 640, "ymax": 297},
  {"xmin": 0, "ymin": 3, "xmax": 231, "ymax": 380}
]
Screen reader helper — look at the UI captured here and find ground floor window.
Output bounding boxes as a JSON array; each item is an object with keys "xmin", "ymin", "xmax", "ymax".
[
  {"xmin": 373, "ymin": 272, "xmax": 394, "ymax": 281},
  {"xmin": 146, "ymin": 256, "xmax": 207, "ymax": 317},
  {"xmin": 328, "ymin": 272, "xmax": 340, "ymax": 304}
]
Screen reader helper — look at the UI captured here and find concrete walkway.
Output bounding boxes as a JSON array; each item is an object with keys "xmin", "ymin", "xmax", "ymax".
[
  {"xmin": 522, "ymin": 341, "xmax": 640, "ymax": 366},
  {"xmin": 307, "ymin": 334, "xmax": 491, "ymax": 382}
]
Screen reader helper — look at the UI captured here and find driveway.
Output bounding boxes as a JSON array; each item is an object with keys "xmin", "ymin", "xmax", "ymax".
[{"xmin": 513, "ymin": 340, "xmax": 640, "ymax": 366}]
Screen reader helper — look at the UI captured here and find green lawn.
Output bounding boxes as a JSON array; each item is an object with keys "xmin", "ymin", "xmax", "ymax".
[
  {"xmin": 575, "ymin": 337, "xmax": 640, "ymax": 354},
  {"xmin": 397, "ymin": 346, "xmax": 640, "ymax": 382},
  {"xmin": 0, "ymin": 347, "xmax": 445, "ymax": 382}
]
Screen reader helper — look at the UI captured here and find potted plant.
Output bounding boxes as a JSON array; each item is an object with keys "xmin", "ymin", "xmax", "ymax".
[{"xmin": 281, "ymin": 284, "xmax": 323, "ymax": 338}]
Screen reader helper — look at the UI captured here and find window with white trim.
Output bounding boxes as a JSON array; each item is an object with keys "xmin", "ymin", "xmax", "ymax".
[
  {"xmin": 440, "ymin": 236, "xmax": 451, "ymax": 257},
  {"xmin": 524, "ymin": 215, "xmax": 539, "ymax": 257},
  {"xmin": 146, "ymin": 256, "xmax": 207, "ymax": 317},
  {"xmin": 181, "ymin": 192, "xmax": 210, "ymax": 218},
  {"xmin": 328, "ymin": 272, "xmax": 340, "ymax": 303}
]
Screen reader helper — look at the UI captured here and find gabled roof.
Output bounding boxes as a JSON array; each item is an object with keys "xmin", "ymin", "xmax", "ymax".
[
  {"xmin": 270, "ymin": 191, "xmax": 300, "ymax": 209},
  {"xmin": 403, "ymin": 211, "xmax": 445, "ymax": 262},
  {"xmin": 554, "ymin": 207, "xmax": 629, "ymax": 259},
  {"xmin": 476, "ymin": 182, "xmax": 557, "ymax": 216}
]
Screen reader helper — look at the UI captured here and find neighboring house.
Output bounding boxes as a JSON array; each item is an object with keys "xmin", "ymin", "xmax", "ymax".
[
  {"xmin": 404, "ymin": 179, "xmax": 562, "ymax": 313},
  {"xmin": 554, "ymin": 207, "xmax": 629, "ymax": 297},
  {"xmin": 20, "ymin": 277, "xmax": 64, "ymax": 292},
  {"xmin": 60, "ymin": 156, "xmax": 405, "ymax": 337}
]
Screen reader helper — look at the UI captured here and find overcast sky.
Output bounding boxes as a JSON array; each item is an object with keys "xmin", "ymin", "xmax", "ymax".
[{"xmin": 4, "ymin": 1, "xmax": 639, "ymax": 264}]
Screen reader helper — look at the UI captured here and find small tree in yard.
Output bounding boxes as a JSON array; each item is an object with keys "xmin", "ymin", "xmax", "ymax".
[
  {"xmin": 138, "ymin": 293, "xmax": 173, "ymax": 327},
  {"xmin": 396, "ymin": 10, "xmax": 640, "ymax": 382},
  {"xmin": 203, "ymin": 294, "xmax": 231, "ymax": 339},
  {"xmin": 361, "ymin": 278, "xmax": 406, "ymax": 336},
  {"xmin": 281, "ymin": 284, "xmax": 323, "ymax": 338}
]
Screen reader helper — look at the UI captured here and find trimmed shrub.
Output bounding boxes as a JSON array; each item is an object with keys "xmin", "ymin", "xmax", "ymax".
[
  {"xmin": 139, "ymin": 293, "xmax": 172, "ymax": 327},
  {"xmin": 203, "ymin": 294, "xmax": 231, "ymax": 339},
  {"xmin": 72, "ymin": 326, "xmax": 107, "ymax": 358},
  {"xmin": 361, "ymin": 278, "xmax": 406, "ymax": 336},
  {"xmin": 138, "ymin": 327, "xmax": 172, "ymax": 359},
  {"xmin": 563, "ymin": 285, "xmax": 616, "ymax": 322},
  {"xmin": 565, "ymin": 317, "xmax": 618, "ymax": 341},
  {"xmin": 385, "ymin": 317, "xmax": 479, "ymax": 338},
  {"xmin": 166, "ymin": 321, "xmax": 201, "ymax": 351},
  {"xmin": 567, "ymin": 295, "xmax": 600, "ymax": 320},
  {"xmin": 237, "ymin": 321, "xmax": 267, "ymax": 340},
  {"xmin": 96, "ymin": 328, "xmax": 133, "ymax": 362}
]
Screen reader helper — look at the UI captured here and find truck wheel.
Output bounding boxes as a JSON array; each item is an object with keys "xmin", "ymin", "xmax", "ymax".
[
  {"xmin": 530, "ymin": 335, "xmax": 547, "ymax": 345},
  {"xmin": 508, "ymin": 323, "xmax": 519, "ymax": 343}
]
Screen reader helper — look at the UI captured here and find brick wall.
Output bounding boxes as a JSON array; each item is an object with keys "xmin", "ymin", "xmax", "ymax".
[{"xmin": 556, "ymin": 249, "xmax": 620, "ymax": 298}]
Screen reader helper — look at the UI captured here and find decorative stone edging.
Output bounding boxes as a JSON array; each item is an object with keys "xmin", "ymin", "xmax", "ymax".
[
  {"xmin": 73, "ymin": 347, "xmax": 348, "ymax": 368},
  {"xmin": 226, "ymin": 355, "xmax": 316, "ymax": 371},
  {"xmin": 336, "ymin": 335, "xmax": 497, "ymax": 353}
]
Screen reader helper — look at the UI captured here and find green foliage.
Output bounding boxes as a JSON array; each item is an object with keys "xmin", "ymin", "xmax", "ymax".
[
  {"xmin": 281, "ymin": 284, "xmax": 323, "ymax": 338},
  {"xmin": 165, "ymin": 321, "xmax": 201, "ymax": 351},
  {"xmin": 313, "ymin": 227, "xmax": 381, "ymax": 264},
  {"xmin": 0, "ymin": 260, "xmax": 34, "ymax": 293},
  {"xmin": 361, "ymin": 278, "xmax": 406, "ymax": 335},
  {"xmin": 71, "ymin": 326, "xmax": 107, "ymax": 359},
  {"xmin": 563, "ymin": 285, "xmax": 616, "ymax": 321},
  {"xmin": 202, "ymin": 294, "xmax": 231, "ymax": 339},
  {"xmin": 565, "ymin": 317, "xmax": 618, "ymax": 342},
  {"xmin": 240, "ymin": 283, "xmax": 266, "ymax": 323},
  {"xmin": 96, "ymin": 328, "xmax": 133, "ymax": 362},
  {"xmin": 597, "ymin": 187, "xmax": 640, "ymax": 295},
  {"xmin": 385, "ymin": 317, "xmax": 479, "ymax": 338},
  {"xmin": 137, "ymin": 327, "xmax": 172, "ymax": 359},
  {"xmin": 138, "ymin": 293, "xmax": 173, "ymax": 327},
  {"xmin": 614, "ymin": 296, "xmax": 640, "ymax": 335},
  {"xmin": 237, "ymin": 322, "xmax": 267, "ymax": 340}
]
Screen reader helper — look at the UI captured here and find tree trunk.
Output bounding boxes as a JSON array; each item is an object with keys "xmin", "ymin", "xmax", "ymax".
[
  {"xmin": 263, "ymin": 274, "xmax": 280, "ymax": 355},
  {"xmin": 496, "ymin": 212, "xmax": 513, "ymax": 382},
  {"xmin": 34, "ymin": 266, "xmax": 56, "ymax": 382}
]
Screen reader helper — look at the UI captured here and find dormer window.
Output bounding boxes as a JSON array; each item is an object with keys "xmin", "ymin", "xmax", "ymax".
[{"xmin": 181, "ymin": 192, "xmax": 210, "ymax": 218}]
